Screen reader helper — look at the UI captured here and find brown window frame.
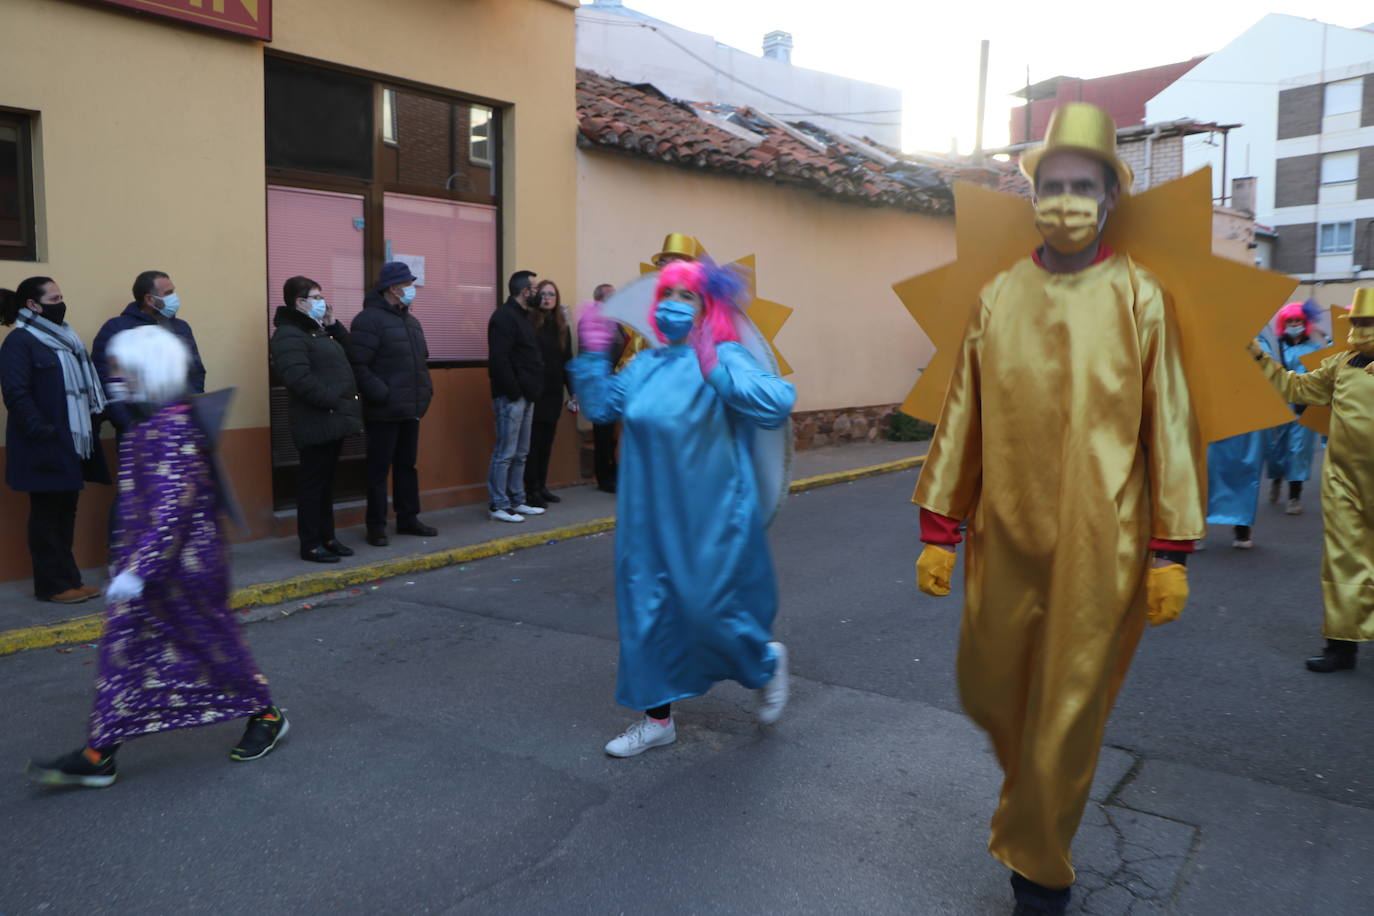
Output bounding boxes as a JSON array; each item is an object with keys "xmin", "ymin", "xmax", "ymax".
[{"xmin": 0, "ymin": 108, "xmax": 37, "ymax": 262}]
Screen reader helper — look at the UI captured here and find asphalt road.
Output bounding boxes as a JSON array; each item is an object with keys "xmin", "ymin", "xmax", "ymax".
[{"xmin": 1, "ymin": 468, "xmax": 1371, "ymax": 915}]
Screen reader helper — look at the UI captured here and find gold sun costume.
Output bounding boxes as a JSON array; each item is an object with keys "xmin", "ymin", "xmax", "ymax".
[
  {"xmin": 908, "ymin": 103, "xmax": 1238, "ymax": 892},
  {"xmin": 1256, "ymin": 290, "xmax": 1374, "ymax": 644}
]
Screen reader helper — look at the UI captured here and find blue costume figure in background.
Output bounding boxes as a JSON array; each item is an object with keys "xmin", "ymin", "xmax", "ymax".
[
  {"xmin": 1206, "ymin": 430, "xmax": 1263, "ymax": 549},
  {"xmin": 570, "ymin": 258, "xmax": 796, "ymax": 758},
  {"xmin": 1262, "ymin": 302, "xmax": 1326, "ymax": 515}
]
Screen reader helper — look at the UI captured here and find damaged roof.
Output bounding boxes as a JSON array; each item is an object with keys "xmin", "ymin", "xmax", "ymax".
[{"xmin": 576, "ymin": 69, "xmax": 1020, "ymax": 214}]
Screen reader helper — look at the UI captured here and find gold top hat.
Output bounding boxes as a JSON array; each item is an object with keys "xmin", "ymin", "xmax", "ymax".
[
  {"xmin": 1019, "ymin": 102, "xmax": 1134, "ymax": 193},
  {"xmin": 652, "ymin": 233, "xmax": 703, "ymax": 266},
  {"xmin": 1350, "ymin": 288, "xmax": 1374, "ymax": 318}
]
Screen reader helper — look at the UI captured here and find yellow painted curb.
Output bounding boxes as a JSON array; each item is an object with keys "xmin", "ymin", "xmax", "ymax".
[{"xmin": 0, "ymin": 453, "xmax": 925, "ymax": 657}]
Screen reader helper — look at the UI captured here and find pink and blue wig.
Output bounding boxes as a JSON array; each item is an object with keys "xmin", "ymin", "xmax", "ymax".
[
  {"xmin": 1272, "ymin": 301, "xmax": 1312, "ymax": 336},
  {"xmin": 650, "ymin": 259, "xmax": 743, "ymax": 344}
]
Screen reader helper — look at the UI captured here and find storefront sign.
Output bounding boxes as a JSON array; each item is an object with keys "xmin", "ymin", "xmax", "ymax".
[{"xmin": 91, "ymin": 0, "xmax": 272, "ymax": 41}]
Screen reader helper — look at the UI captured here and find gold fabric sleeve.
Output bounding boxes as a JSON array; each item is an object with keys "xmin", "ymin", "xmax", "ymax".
[
  {"xmin": 1260, "ymin": 351, "xmax": 1340, "ymax": 407},
  {"xmin": 911, "ymin": 275, "xmax": 998, "ymax": 519},
  {"xmin": 1133, "ymin": 263, "xmax": 1205, "ymax": 541}
]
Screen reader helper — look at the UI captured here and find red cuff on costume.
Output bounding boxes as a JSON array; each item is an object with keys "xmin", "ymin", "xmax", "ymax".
[
  {"xmin": 919, "ymin": 508, "xmax": 963, "ymax": 546},
  {"xmin": 1148, "ymin": 538, "xmax": 1195, "ymax": 553}
]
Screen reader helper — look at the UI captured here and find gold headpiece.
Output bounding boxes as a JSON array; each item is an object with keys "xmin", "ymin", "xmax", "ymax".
[
  {"xmin": 1349, "ymin": 288, "xmax": 1374, "ymax": 318},
  {"xmin": 1019, "ymin": 102, "xmax": 1134, "ymax": 193},
  {"xmin": 651, "ymin": 233, "xmax": 703, "ymax": 266}
]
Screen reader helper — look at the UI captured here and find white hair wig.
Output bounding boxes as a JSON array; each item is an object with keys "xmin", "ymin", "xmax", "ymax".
[{"xmin": 107, "ymin": 325, "xmax": 190, "ymax": 405}]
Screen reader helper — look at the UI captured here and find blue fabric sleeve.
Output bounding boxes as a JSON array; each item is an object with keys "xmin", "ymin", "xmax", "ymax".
[
  {"xmin": 703, "ymin": 342, "xmax": 796, "ymax": 430},
  {"xmin": 567, "ymin": 352, "xmax": 627, "ymax": 424}
]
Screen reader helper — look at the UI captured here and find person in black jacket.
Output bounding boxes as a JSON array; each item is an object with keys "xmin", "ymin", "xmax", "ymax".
[
  {"xmin": 92, "ymin": 270, "xmax": 206, "ymax": 438},
  {"xmin": 1, "ymin": 276, "xmax": 110, "ymax": 603},
  {"xmin": 523, "ymin": 280, "xmax": 573, "ymax": 508},
  {"xmin": 269, "ymin": 276, "xmax": 364, "ymax": 563},
  {"xmin": 485, "ymin": 270, "xmax": 547, "ymax": 523},
  {"xmin": 349, "ymin": 262, "xmax": 437, "ymax": 547}
]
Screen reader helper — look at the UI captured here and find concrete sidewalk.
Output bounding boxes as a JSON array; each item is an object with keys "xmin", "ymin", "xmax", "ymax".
[{"xmin": 0, "ymin": 439, "xmax": 926, "ymax": 654}]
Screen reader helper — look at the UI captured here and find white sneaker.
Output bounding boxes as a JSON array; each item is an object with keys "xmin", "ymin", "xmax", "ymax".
[
  {"xmin": 490, "ymin": 508, "xmax": 525, "ymax": 523},
  {"xmin": 513, "ymin": 503, "xmax": 546, "ymax": 516},
  {"xmin": 1232, "ymin": 538, "xmax": 1255, "ymax": 549},
  {"xmin": 604, "ymin": 715, "xmax": 676, "ymax": 757},
  {"xmin": 1286, "ymin": 499, "xmax": 1303, "ymax": 516},
  {"xmin": 757, "ymin": 641, "xmax": 789, "ymax": 725}
]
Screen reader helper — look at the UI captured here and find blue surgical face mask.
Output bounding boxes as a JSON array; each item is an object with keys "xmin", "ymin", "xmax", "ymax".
[
  {"xmin": 1284, "ymin": 325, "xmax": 1304, "ymax": 338},
  {"xmin": 156, "ymin": 292, "xmax": 181, "ymax": 319},
  {"xmin": 655, "ymin": 299, "xmax": 697, "ymax": 342},
  {"xmin": 399, "ymin": 285, "xmax": 417, "ymax": 306},
  {"xmin": 307, "ymin": 298, "xmax": 328, "ymax": 322}
]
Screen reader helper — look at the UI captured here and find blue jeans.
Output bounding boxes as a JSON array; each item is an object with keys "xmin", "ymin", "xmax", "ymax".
[{"xmin": 487, "ymin": 396, "xmax": 534, "ymax": 510}]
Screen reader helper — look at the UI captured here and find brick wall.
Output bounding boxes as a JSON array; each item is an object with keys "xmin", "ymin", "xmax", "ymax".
[
  {"xmin": 1275, "ymin": 154, "xmax": 1320, "ymax": 208},
  {"xmin": 395, "ymin": 92, "xmax": 453, "ymax": 187},
  {"xmin": 1357, "ymin": 147, "xmax": 1374, "ymax": 200},
  {"xmin": 1117, "ymin": 134, "xmax": 1184, "ymax": 192},
  {"xmin": 1363, "ymin": 75, "xmax": 1374, "ymax": 128},
  {"xmin": 1278, "ymin": 85, "xmax": 1323, "ymax": 139},
  {"xmin": 1273, "ymin": 222, "xmax": 1316, "ymax": 274},
  {"xmin": 1357, "ymin": 217, "xmax": 1374, "ymax": 269}
]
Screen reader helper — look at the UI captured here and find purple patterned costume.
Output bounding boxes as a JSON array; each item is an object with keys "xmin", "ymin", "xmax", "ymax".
[{"xmin": 88, "ymin": 401, "xmax": 271, "ymax": 748}]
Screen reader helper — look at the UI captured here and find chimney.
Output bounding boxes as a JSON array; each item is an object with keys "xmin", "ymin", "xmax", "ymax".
[
  {"xmin": 763, "ymin": 30, "xmax": 793, "ymax": 63},
  {"xmin": 1231, "ymin": 176, "xmax": 1256, "ymax": 216}
]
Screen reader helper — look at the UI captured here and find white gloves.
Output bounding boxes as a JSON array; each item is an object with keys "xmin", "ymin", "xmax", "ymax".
[{"xmin": 106, "ymin": 570, "xmax": 145, "ymax": 602}]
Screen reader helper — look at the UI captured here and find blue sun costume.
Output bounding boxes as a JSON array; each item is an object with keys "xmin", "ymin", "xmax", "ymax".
[{"xmin": 569, "ymin": 328, "xmax": 794, "ymax": 710}]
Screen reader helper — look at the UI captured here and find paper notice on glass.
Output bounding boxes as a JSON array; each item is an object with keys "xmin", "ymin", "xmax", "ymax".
[{"xmin": 396, "ymin": 254, "xmax": 426, "ymax": 287}]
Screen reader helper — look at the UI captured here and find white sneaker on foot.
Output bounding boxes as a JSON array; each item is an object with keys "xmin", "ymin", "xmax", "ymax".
[
  {"xmin": 757, "ymin": 641, "xmax": 789, "ymax": 725},
  {"xmin": 1286, "ymin": 499, "xmax": 1303, "ymax": 516},
  {"xmin": 513, "ymin": 503, "xmax": 546, "ymax": 516},
  {"xmin": 490, "ymin": 508, "xmax": 525, "ymax": 523},
  {"xmin": 1232, "ymin": 538, "xmax": 1254, "ymax": 549},
  {"xmin": 604, "ymin": 715, "xmax": 676, "ymax": 757}
]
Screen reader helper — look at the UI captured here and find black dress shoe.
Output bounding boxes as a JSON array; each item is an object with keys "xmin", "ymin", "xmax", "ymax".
[
  {"xmin": 597, "ymin": 483, "xmax": 617, "ymax": 494},
  {"xmin": 1306, "ymin": 638, "xmax": 1357, "ymax": 672},
  {"xmin": 396, "ymin": 520, "xmax": 438, "ymax": 537},
  {"xmin": 322, "ymin": 539, "xmax": 354, "ymax": 557},
  {"xmin": 367, "ymin": 530, "xmax": 389, "ymax": 547},
  {"xmin": 541, "ymin": 489, "xmax": 562, "ymax": 503},
  {"xmin": 301, "ymin": 546, "xmax": 341, "ymax": 563}
]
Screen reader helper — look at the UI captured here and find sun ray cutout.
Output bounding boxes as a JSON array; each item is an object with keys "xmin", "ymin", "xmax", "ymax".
[{"xmin": 893, "ymin": 168, "xmax": 1297, "ymax": 444}]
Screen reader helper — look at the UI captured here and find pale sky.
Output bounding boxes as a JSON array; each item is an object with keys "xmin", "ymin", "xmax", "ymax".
[{"xmin": 581, "ymin": 0, "xmax": 1372, "ymax": 152}]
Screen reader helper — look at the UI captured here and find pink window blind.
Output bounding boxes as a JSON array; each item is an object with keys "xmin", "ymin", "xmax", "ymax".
[
  {"xmin": 266, "ymin": 186, "xmax": 366, "ymax": 331},
  {"xmin": 382, "ymin": 192, "xmax": 498, "ymax": 361}
]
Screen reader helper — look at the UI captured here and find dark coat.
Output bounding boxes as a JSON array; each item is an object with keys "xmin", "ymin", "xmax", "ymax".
[
  {"xmin": 348, "ymin": 291, "xmax": 433, "ymax": 422},
  {"xmin": 1, "ymin": 327, "xmax": 111, "ymax": 492},
  {"xmin": 92, "ymin": 302, "xmax": 207, "ymax": 433},
  {"xmin": 530, "ymin": 314, "xmax": 571, "ymax": 423},
  {"xmin": 487, "ymin": 298, "xmax": 544, "ymax": 402},
  {"xmin": 269, "ymin": 306, "xmax": 363, "ymax": 448}
]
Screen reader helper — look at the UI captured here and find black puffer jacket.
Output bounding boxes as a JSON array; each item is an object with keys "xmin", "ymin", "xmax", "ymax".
[
  {"xmin": 269, "ymin": 306, "xmax": 363, "ymax": 448},
  {"xmin": 348, "ymin": 291, "xmax": 433, "ymax": 421}
]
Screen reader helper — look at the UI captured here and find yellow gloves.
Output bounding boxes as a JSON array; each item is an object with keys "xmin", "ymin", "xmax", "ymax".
[
  {"xmin": 917, "ymin": 545, "xmax": 957, "ymax": 597},
  {"xmin": 1146, "ymin": 563, "xmax": 1188, "ymax": 626},
  {"xmin": 1246, "ymin": 339, "xmax": 1266, "ymax": 361}
]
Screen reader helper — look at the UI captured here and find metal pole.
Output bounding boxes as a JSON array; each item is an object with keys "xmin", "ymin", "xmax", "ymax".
[
  {"xmin": 1023, "ymin": 65, "xmax": 1032, "ymax": 143},
  {"xmin": 974, "ymin": 39, "xmax": 990, "ymax": 161},
  {"xmin": 1220, "ymin": 128, "xmax": 1230, "ymax": 206}
]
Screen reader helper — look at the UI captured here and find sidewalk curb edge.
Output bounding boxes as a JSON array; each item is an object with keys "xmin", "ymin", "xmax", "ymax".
[{"xmin": 0, "ymin": 454, "xmax": 924, "ymax": 657}]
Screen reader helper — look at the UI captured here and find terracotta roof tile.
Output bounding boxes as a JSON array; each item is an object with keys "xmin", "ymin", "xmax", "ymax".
[{"xmin": 578, "ymin": 69, "xmax": 1021, "ymax": 215}]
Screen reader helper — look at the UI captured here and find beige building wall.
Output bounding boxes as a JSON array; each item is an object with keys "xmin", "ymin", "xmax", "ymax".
[
  {"xmin": 0, "ymin": 0, "xmax": 579, "ymax": 582},
  {"xmin": 2, "ymin": 0, "xmax": 268, "ymax": 428},
  {"xmin": 576, "ymin": 151, "xmax": 954, "ymax": 413}
]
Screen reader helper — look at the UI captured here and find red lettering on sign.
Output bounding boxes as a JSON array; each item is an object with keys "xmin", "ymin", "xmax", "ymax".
[{"xmin": 88, "ymin": 0, "xmax": 272, "ymax": 41}]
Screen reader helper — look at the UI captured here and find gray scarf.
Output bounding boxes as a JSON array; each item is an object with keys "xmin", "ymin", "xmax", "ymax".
[{"xmin": 15, "ymin": 309, "xmax": 107, "ymax": 459}]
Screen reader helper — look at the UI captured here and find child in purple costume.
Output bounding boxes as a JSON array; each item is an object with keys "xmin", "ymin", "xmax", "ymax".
[{"xmin": 28, "ymin": 326, "xmax": 288, "ymax": 788}]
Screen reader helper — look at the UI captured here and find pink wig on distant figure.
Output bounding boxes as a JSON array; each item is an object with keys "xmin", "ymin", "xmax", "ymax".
[
  {"xmin": 1273, "ymin": 301, "xmax": 1311, "ymax": 336},
  {"xmin": 650, "ymin": 259, "xmax": 741, "ymax": 344}
]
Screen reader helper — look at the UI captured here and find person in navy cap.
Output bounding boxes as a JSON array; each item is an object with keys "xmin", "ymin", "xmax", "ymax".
[{"xmin": 348, "ymin": 261, "xmax": 436, "ymax": 547}]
